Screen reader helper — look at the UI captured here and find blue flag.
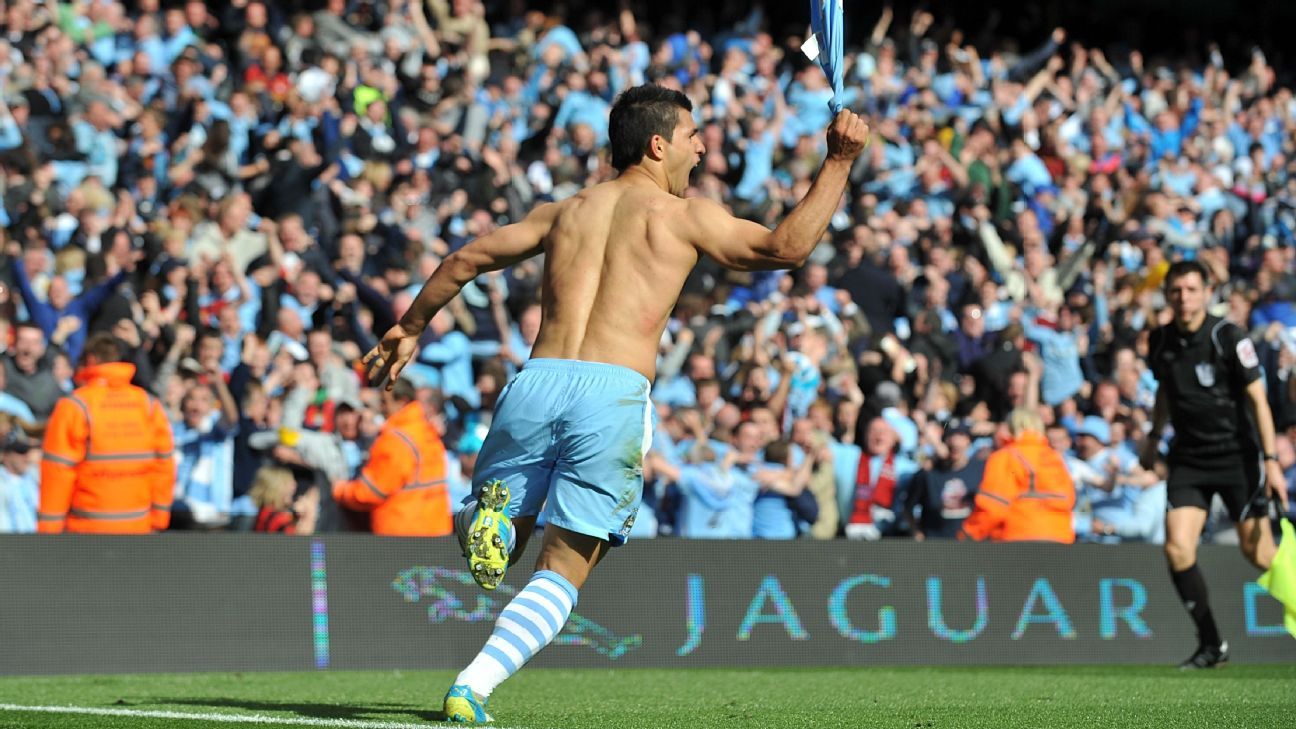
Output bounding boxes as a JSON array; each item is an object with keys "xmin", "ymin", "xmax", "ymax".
[{"xmin": 808, "ymin": 0, "xmax": 844, "ymax": 113}]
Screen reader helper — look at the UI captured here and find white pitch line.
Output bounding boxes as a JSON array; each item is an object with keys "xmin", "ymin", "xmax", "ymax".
[{"xmin": 0, "ymin": 703, "xmax": 528, "ymax": 729}]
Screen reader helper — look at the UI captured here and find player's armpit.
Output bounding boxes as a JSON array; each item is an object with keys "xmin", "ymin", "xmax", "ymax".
[{"xmin": 680, "ymin": 197, "xmax": 799, "ymax": 272}]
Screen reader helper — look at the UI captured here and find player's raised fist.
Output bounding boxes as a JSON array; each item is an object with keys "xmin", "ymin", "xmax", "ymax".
[{"xmin": 827, "ymin": 110, "xmax": 870, "ymax": 162}]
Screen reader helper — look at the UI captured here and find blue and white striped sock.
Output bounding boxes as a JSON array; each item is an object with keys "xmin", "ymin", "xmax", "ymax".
[{"xmin": 455, "ymin": 570, "xmax": 578, "ymax": 697}]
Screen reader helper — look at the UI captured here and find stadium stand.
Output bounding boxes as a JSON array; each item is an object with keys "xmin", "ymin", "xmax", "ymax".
[{"xmin": 0, "ymin": 0, "xmax": 1293, "ymax": 543}]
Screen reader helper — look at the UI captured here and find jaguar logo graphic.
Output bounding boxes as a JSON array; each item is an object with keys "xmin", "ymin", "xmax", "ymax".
[{"xmin": 391, "ymin": 566, "xmax": 643, "ymax": 659}]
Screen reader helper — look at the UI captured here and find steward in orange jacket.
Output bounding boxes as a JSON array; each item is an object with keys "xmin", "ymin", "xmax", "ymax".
[
  {"xmin": 39, "ymin": 334, "xmax": 176, "ymax": 534},
  {"xmin": 333, "ymin": 378, "xmax": 451, "ymax": 536},
  {"xmin": 959, "ymin": 408, "xmax": 1075, "ymax": 544}
]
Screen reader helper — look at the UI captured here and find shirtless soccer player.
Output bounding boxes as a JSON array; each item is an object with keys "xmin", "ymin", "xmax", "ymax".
[{"xmin": 363, "ymin": 84, "xmax": 869, "ymax": 723}]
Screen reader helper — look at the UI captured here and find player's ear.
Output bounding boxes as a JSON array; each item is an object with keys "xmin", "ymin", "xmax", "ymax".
[{"xmin": 645, "ymin": 133, "xmax": 668, "ymax": 162}]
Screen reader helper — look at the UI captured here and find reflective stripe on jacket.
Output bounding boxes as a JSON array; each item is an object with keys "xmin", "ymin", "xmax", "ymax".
[
  {"xmin": 333, "ymin": 401, "xmax": 451, "ymax": 536},
  {"xmin": 959, "ymin": 431, "xmax": 1075, "ymax": 544},
  {"xmin": 39, "ymin": 363, "xmax": 176, "ymax": 534}
]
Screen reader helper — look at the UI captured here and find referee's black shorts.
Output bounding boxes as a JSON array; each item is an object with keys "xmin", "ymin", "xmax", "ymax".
[{"xmin": 1167, "ymin": 452, "xmax": 1268, "ymax": 522}]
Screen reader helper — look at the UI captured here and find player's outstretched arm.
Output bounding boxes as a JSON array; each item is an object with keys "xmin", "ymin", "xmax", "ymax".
[
  {"xmin": 682, "ymin": 110, "xmax": 869, "ymax": 271},
  {"xmin": 363, "ymin": 202, "xmax": 559, "ymax": 390}
]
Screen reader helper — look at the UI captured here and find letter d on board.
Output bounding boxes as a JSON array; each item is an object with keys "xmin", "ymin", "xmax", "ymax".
[{"xmin": 1243, "ymin": 582, "xmax": 1288, "ymax": 637}]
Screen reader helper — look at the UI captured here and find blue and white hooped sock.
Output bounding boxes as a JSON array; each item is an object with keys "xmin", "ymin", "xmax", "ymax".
[{"xmin": 454, "ymin": 570, "xmax": 578, "ymax": 697}]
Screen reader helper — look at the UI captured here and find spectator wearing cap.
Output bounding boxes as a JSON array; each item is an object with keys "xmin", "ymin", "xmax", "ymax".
[
  {"xmin": 1068, "ymin": 415, "xmax": 1165, "ymax": 543},
  {"xmin": 837, "ymin": 414, "xmax": 920, "ymax": 540},
  {"xmin": 0, "ymin": 432, "xmax": 38, "ymax": 533},
  {"xmin": 332, "ymin": 394, "xmax": 370, "ymax": 479},
  {"xmin": 904, "ymin": 419, "xmax": 986, "ymax": 539}
]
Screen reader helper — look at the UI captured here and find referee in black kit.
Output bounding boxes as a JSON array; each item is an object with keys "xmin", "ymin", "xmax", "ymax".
[{"xmin": 1143, "ymin": 260, "xmax": 1289, "ymax": 669}]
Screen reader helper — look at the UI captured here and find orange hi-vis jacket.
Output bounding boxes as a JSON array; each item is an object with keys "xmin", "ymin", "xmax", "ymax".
[
  {"xmin": 332, "ymin": 401, "xmax": 451, "ymax": 536},
  {"xmin": 39, "ymin": 363, "xmax": 176, "ymax": 534},
  {"xmin": 959, "ymin": 431, "xmax": 1076, "ymax": 544}
]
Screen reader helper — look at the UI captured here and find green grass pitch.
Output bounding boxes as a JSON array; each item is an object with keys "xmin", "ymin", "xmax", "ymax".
[{"xmin": 1, "ymin": 666, "xmax": 1294, "ymax": 728}]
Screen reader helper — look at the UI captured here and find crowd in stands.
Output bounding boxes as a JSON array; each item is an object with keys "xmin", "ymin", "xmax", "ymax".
[{"xmin": 1, "ymin": 0, "xmax": 1295, "ymax": 542}]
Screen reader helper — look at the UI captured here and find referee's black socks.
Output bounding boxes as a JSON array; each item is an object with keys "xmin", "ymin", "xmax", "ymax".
[{"xmin": 1171, "ymin": 564, "xmax": 1222, "ymax": 648}]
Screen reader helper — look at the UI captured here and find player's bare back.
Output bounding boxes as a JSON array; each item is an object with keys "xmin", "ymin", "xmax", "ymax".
[{"xmin": 527, "ymin": 180, "xmax": 701, "ymax": 382}]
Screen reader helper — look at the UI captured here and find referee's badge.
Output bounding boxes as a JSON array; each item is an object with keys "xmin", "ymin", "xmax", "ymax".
[
  {"xmin": 1236, "ymin": 338, "xmax": 1260, "ymax": 369},
  {"xmin": 1195, "ymin": 363, "xmax": 1216, "ymax": 387}
]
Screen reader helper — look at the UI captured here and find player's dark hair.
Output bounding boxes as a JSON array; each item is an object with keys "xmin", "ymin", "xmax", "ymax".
[
  {"xmin": 1164, "ymin": 260, "xmax": 1212, "ymax": 290},
  {"xmin": 608, "ymin": 84, "xmax": 693, "ymax": 172}
]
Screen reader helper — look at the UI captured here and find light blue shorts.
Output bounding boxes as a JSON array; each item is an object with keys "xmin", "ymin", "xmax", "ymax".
[{"xmin": 473, "ymin": 358, "xmax": 655, "ymax": 546}]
